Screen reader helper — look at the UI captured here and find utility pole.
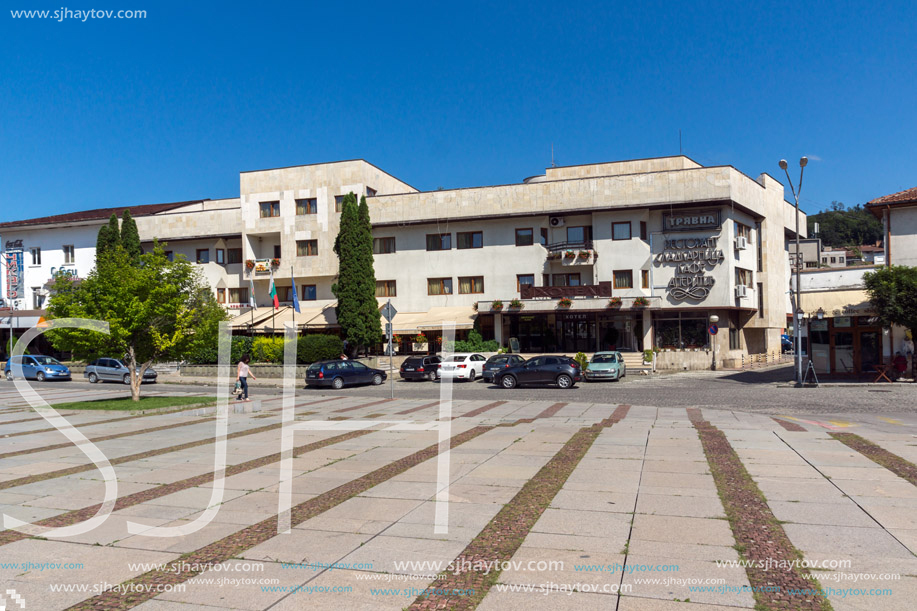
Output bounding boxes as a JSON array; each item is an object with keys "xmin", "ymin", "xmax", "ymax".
[{"xmin": 779, "ymin": 157, "xmax": 808, "ymax": 386}]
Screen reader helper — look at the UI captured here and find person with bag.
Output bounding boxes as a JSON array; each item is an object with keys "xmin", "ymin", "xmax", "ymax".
[{"xmin": 237, "ymin": 354, "xmax": 256, "ymax": 402}]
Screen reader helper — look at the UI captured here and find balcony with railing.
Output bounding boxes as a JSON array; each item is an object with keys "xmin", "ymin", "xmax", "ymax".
[{"xmin": 544, "ymin": 240, "xmax": 596, "ymax": 265}]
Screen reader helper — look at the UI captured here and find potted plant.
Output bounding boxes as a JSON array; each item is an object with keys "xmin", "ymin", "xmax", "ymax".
[
  {"xmin": 245, "ymin": 260, "xmax": 255, "ymax": 270},
  {"xmin": 547, "ymin": 251, "xmax": 561, "ymax": 261},
  {"xmin": 558, "ymin": 297, "xmax": 573, "ymax": 308},
  {"xmin": 633, "ymin": 296, "xmax": 650, "ymax": 307},
  {"xmin": 491, "ymin": 300, "xmax": 504, "ymax": 311},
  {"xmin": 578, "ymin": 250, "xmax": 590, "ymax": 259},
  {"xmin": 412, "ymin": 332, "xmax": 428, "ymax": 352},
  {"xmin": 472, "ymin": 301, "xmax": 479, "ymax": 312},
  {"xmin": 564, "ymin": 250, "xmax": 576, "ymax": 260},
  {"xmin": 509, "ymin": 298, "xmax": 523, "ymax": 309},
  {"xmin": 271, "ymin": 258, "xmax": 280, "ymax": 267},
  {"xmin": 608, "ymin": 296, "xmax": 622, "ymax": 307}
]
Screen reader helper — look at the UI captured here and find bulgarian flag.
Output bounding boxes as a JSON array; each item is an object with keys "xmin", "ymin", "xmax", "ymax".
[{"xmin": 268, "ymin": 270, "xmax": 279, "ymax": 309}]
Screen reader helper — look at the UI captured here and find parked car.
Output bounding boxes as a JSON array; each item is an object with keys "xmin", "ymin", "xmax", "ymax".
[
  {"xmin": 481, "ymin": 354, "xmax": 526, "ymax": 383},
  {"xmin": 306, "ymin": 359, "xmax": 387, "ymax": 389},
  {"xmin": 493, "ymin": 355, "xmax": 581, "ymax": 389},
  {"xmin": 400, "ymin": 355, "xmax": 442, "ymax": 381},
  {"xmin": 4, "ymin": 355, "xmax": 71, "ymax": 381},
  {"xmin": 584, "ymin": 351, "xmax": 625, "ymax": 382},
  {"xmin": 781, "ymin": 334, "xmax": 794, "ymax": 353},
  {"xmin": 84, "ymin": 358, "xmax": 158, "ymax": 384},
  {"xmin": 438, "ymin": 353, "xmax": 487, "ymax": 382}
]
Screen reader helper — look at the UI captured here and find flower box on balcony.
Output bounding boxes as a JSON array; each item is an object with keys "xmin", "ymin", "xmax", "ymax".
[
  {"xmin": 557, "ymin": 297, "xmax": 573, "ymax": 308},
  {"xmin": 578, "ymin": 250, "xmax": 590, "ymax": 259},
  {"xmin": 491, "ymin": 300, "xmax": 504, "ymax": 312},
  {"xmin": 508, "ymin": 299, "xmax": 523, "ymax": 310},
  {"xmin": 245, "ymin": 260, "xmax": 255, "ymax": 270},
  {"xmin": 563, "ymin": 250, "xmax": 576, "ymax": 260},
  {"xmin": 633, "ymin": 296, "xmax": 650, "ymax": 307},
  {"xmin": 608, "ymin": 297, "xmax": 622, "ymax": 308}
]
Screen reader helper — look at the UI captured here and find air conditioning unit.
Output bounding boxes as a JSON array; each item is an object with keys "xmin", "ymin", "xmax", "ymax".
[
  {"xmin": 735, "ymin": 236, "xmax": 748, "ymax": 250},
  {"xmin": 735, "ymin": 285, "xmax": 747, "ymax": 298},
  {"xmin": 549, "ymin": 216, "xmax": 565, "ymax": 227}
]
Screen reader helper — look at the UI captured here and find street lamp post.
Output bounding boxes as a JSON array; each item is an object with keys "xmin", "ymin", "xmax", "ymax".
[
  {"xmin": 709, "ymin": 314, "xmax": 719, "ymax": 371},
  {"xmin": 780, "ymin": 157, "xmax": 808, "ymax": 385}
]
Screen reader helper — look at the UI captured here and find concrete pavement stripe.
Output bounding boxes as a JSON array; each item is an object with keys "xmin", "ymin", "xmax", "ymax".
[
  {"xmin": 407, "ymin": 404, "xmax": 630, "ymax": 610},
  {"xmin": 772, "ymin": 418, "xmax": 807, "ymax": 432},
  {"xmin": 534, "ymin": 402, "xmax": 568, "ymax": 419},
  {"xmin": 687, "ymin": 408, "xmax": 831, "ymax": 611},
  {"xmin": 0, "ymin": 427, "xmax": 376, "ymax": 548},
  {"xmin": 64, "ymin": 424, "xmax": 495, "ymax": 610},
  {"xmin": 457, "ymin": 400, "xmax": 507, "ymax": 418},
  {"xmin": 333, "ymin": 398, "xmax": 395, "ymax": 413},
  {"xmin": 396, "ymin": 400, "xmax": 446, "ymax": 415},
  {"xmin": 829, "ymin": 432, "xmax": 917, "ymax": 487},
  {"xmin": 0, "ymin": 416, "xmax": 216, "ymax": 460}
]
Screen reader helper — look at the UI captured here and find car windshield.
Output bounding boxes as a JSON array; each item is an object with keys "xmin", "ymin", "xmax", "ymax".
[
  {"xmin": 591, "ymin": 354, "xmax": 617, "ymax": 363},
  {"xmin": 486, "ymin": 357, "xmax": 506, "ymax": 365},
  {"xmin": 307, "ymin": 363, "xmax": 322, "ymax": 372},
  {"xmin": 446, "ymin": 356, "xmax": 467, "ymax": 362},
  {"xmin": 32, "ymin": 356, "xmax": 61, "ymax": 366}
]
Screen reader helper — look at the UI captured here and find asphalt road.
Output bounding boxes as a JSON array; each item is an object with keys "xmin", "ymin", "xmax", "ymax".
[{"xmin": 18, "ymin": 364, "xmax": 913, "ymax": 415}]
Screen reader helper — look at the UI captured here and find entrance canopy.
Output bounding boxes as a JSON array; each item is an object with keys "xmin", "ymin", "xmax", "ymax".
[{"xmin": 801, "ymin": 289, "xmax": 874, "ymax": 318}]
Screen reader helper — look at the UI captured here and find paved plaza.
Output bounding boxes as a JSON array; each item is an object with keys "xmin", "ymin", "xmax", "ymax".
[{"xmin": 1, "ymin": 376, "xmax": 916, "ymax": 610}]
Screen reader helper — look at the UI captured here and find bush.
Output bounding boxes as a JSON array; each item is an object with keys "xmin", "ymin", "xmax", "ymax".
[
  {"xmin": 453, "ymin": 329, "xmax": 500, "ymax": 353},
  {"xmin": 252, "ymin": 336, "xmax": 284, "ymax": 363},
  {"xmin": 574, "ymin": 351, "xmax": 588, "ymax": 370},
  {"xmin": 297, "ymin": 334, "xmax": 344, "ymax": 364},
  {"xmin": 231, "ymin": 336, "xmax": 253, "ymax": 364}
]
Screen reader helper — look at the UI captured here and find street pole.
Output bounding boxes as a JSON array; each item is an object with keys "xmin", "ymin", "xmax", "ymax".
[{"xmin": 780, "ymin": 157, "xmax": 807, "ymax": 385}]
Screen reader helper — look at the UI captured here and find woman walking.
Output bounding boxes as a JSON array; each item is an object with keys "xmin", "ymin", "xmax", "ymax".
[{"xmin": 237, "ymin": 354, "xmax": 256, "ymax": 402}]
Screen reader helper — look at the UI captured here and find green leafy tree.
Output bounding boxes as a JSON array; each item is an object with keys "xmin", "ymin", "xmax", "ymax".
[
  {"xmin": 120, "ymin": 209, "xmax": 142, "ymax": 264},
  {"xmin": 46, "ymin": 243, "xmax": 228, "ymax": 400},
  {"xmin": 332, "ymin": 193, "xmax": 382, "ymax": 354},
  {"xmin": 95, "ymin": 213, "xmax": 121, "ymax": 261},
  {"xmin": 864, "ymin": 265, "xmax": 917, "ymax": 378},
  {"xmin": 807, "ymin": 202, "xmax": 884, "ymax": 248}
]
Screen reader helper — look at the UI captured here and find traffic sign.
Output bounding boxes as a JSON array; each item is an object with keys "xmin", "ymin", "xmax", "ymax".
[
  {"xmin": 384, "ymin": 323, "xmax": 392, "ymax": 335},
  {"xmin": 708, "ymin": 324, "xmax": 719, "ymax": 335},
  {"xmin": 381, "ymin": 301, "xmax": 397, "ymax": 322}
]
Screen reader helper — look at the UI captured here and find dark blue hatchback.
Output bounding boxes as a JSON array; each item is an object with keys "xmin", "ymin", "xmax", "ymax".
[{"xmin": 305, "ymin": 359, "xmax": 387, "ymax": 389}]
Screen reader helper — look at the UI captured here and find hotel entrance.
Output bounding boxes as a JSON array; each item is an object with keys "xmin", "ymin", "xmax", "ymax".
[{"xmin": 504, "ymin": 311, "xmax": 642, "ymax": 353}]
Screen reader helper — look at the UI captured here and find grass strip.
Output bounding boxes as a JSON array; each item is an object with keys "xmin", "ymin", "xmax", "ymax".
[
  {"xmin": 49, "ymin": 395, "xmax": 216, "ymax": 411},
  {"xmin": 64, "ymin": 425, "xmax": 494, "ymax": 610},
  {"xmin": 687, "ymin": 408, "xmax": 831, "ymax": 611},
  {"xmin": 407, "ymin": 404, "xmax": 630, "ymax": 610},
  {"xmin": 0, "ymin": 428, "xmax": 374, "ymax": 547},
  {"xmin": 829, "ymin": 432, "xmax": 917, "ymax": 486},
  {"xmin": 772, "ymin": 418, "xmax": 807, "ymax": 432}
]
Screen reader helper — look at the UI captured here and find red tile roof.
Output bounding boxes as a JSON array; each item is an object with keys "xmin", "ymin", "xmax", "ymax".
[
  {"xmin": 0, "ymin": 200, "xmax": 206, "ymax": 230},
  {"xmin": 867, "ymin": 186, "xmax": 917, "ymax": 206}
]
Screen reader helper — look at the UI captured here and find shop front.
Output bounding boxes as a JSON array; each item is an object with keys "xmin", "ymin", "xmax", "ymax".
[
  {"xmin": 809, "ymin": 315, "xmax": 883, "ymax": 376},
  {"xmin": 501, "ymin": 310, "xmax": 644, "ymax": 353}
]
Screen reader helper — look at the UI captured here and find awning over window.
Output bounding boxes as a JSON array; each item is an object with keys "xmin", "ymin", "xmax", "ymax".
[
  {"xmin": 417, "ymin": 306, "xmax": 476, "ymax": 331},
  {"xmin": 800, "ymin": 290, "xmax": 874, "ymax": 317}
]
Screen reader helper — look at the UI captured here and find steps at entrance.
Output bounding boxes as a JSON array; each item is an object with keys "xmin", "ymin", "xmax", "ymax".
[{"xmin": 620, "ymin": 352, "xmax": 651, "ymax": 372}]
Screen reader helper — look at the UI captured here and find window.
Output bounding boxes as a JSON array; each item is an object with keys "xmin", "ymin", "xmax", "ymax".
[
  {"xmin": 296, "ymin": 198, "xmax": 317, "ymax": 215},
  {"xmin": 735, "ymin": 267, "xmax": 752, "ymax": 287},
  {"xmin": 375, "ymin": 280, "xmax": 397, "ymax": 297},
  {"xmin": 63, "ymin": 245, "xmax": 75, "ymax": 264},
  {"xmin": 457, "ymin": 231, "xmax": 483, "ymax": 249},
  {"xmin": 540, "ymin": 228, "xmax": 548, "ymax": 246},
  {"xmin": 427, "ymin": 277, "xmax": 453, "ymax": 295},
  {"xmin": 655, "ymin": 313, "xmax": 710, "ymax": 349},
  {"xmin": 196, "ymin": 249, "xmax": 210, "ymax": 264},
  {"xmin": 641, "ymin": 270, "xmax": 649, "ymax": 289},
  {"xmin": 273, "ymin": 245, "xmax": 282, "ymax": 259},
  {"xmin": 281, "ymin": 286, "xmax": 297, "ymax": 302},
  {"xmin": 822, "ymin": 257, "xmax": 828, "ymax": 264},
  {"xmin": 259, "ymin": 201, "xmax": 280, "ymax": 218},
  {"xmin": 216, "ymin": 249, "xmax": 225, "ymax": 264},
  {"xmin": 458, "ymin": 276, "xmax": 484, "ymax": 294},
  {"xmin": 217, "ymin": 288, "xmax": 226, "ymax": 303},
  {"xmin": 163, "ymin": 250, "xmax": 173, "ymax": 262},
  {"xmin": 229, "ymin": 287, "xmax": 249, "ymax": 304},
  {"xmin": 297, "ymin": 240, "xmax": 318, "ymax": 256},
  {"xmin": 567, "ymin": 226, "xmax": 592, "ymax": 243},
  {"xmin": 366, "ymin": 187, "xmax": 377, "ymax": 197},
  {"xmin": 32, "ymin": 288, "xmax": 43, "ymax": 309},
  {"xmin": 517, "ymin": 274, "xmax": 535, "ymax": 291},
  {"xmin": 551, "ymin": 273, "xmax": 581, "ymax": 287},
  {"xmin": 301, "ymin": 284, "xmax": 317, "ymax": 301},
  {"xmin": 227, "ymin": 248, "xmax": 243, "ymax": 264},
  {"xmin": 29, "ymin": 247, "xmax": 40, "ymax": 265},
  {"xmin": 640, "ymin": 221, "xmax": 648, "ymax": 241},
  {"xmin": 613, "ymin": 270, "xmax": 633, "ymax": 289},
  {"xmin": 543, "ymin": 273, "xmax": 550, "ymax": 287},
  {"xmin": 515, "ymin": 228, "xmax": 534, "ymax": 246},
  {"xmin": 373, "ymin": 237, "xmax": 396, "ymax": 254},
  {"xmin": 334, "ymin": 195, "xmax": 346, "ymax": 212},
  {"xmin": 830, "ymin": 256, "xmax": 837, "ymax": 263},
  {"xmin": 612, "ymin": 222, "xmax": 632, "ymax": 241},
  {"xmin": 757, "ymin": 282, "xmax": 764, "ymax": 318},
  {"xmin": 729, "ymin": 318, "xmax": 741, "ymax": 350},
  {"xmin": 735, "ymin": 221, "xmax": 752, "ymax": 240},
  {"xmin": 426, "ymin": 233, "xmax": 451, "ymax": 251},
  {"xmin": 805, "ymin": 261, "xmax": 817, "ymax": 268},
  {"xmin": 755, "ymin": 222, "xmax": 763, "ymax": 272}
]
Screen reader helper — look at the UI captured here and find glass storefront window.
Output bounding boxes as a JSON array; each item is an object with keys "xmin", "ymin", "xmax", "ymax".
[{"xmin": 653, "ymin": 314, "xmax": 710, "ymax": 350}]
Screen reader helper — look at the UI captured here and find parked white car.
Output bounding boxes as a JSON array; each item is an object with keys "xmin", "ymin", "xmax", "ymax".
[{"xmin": 438, "ymin": 353, "xmax": 487, "ymax": 382}]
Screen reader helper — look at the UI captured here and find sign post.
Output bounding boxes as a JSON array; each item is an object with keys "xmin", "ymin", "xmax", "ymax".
[
  {"xmin": 381, "ymin": 300, "xmax": 397, "ymax": 399},
  {"xmin": 708, "ymin": 315, "xmax": 720, "ymax": 371}
]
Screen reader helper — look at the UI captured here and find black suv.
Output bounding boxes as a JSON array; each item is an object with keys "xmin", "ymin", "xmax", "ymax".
[
  {"xmin": 400, "ymin": 356, "xmax": 442, "ymax": 381},
  {"xmin": 493, "ymin": 355, "xmax": 582, "ymax": 389},
  {"xmin": 481, "ymin": 354, "xmax": 525, "ymax": 383}
]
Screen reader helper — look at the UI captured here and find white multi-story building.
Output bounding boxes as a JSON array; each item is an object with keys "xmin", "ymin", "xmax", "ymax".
[{"xmin": 1, "ymin": 155, "xmax": 805, "ymax": 366}]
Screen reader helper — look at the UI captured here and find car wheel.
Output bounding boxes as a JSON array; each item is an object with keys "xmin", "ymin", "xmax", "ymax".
[
  {"xmin": 622, "ymin": 366, "xmax": 626, "ymax": 378},
  {"xmin": 372, "ymin": 374, "xmax": 384, "ymax": 386},
  {"xmin": 467, "ymin": 369, "xmax": 475, "ymax": 382},
  {"xmin": 5, "ymin": 370, "xmax": 13, "ymax": 381},
  {"xmin": 123, "ymin": 374, "xmax": 131, "ymax": 385},
  {"xmin": 556, "ymin": 374, "xmax": 573, "ymax": 389},
  {"xmin": 36, "ymin": 371, "xmax": 45, "ymax": 382},
  {"xmin": 88, "ymin": 372, "xmax": 99, "ymax": 383},
  {"xmin": 332, "ymin": 377, "xmax": 345, "ymax": 390},
  {"xmin": 501, "ymin": 375, "xmax": 517, "ymax": 389}
]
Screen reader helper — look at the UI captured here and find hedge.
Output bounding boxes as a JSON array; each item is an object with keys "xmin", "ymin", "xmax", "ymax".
[{"xmin": 184, "ymin": 334, "xmax": 342, "ymax": 364}]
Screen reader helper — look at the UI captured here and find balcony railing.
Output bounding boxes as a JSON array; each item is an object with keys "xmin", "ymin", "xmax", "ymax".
[
  {"xmin": 545, "ymin": 240, "xmax": 594, "ymax": 252},
  {"xmin": 248, "ymin": 258, "xmax": 279, "ymax": 275}
]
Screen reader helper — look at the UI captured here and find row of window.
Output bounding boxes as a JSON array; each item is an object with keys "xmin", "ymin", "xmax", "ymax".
[
  {"xmin": 28, "ymin": 246, "xmax": 75, "ymax": 266},
  {"xmin": 195, "ymin": 248, "xmax": 244, "ymax": 265},
  {"xmin": 217, "ymin": 284, "xmax": 319, "ymax": 304},
  {"xmin": 260, "ymin": 189, "xmax": 378, "ymax": 219}
]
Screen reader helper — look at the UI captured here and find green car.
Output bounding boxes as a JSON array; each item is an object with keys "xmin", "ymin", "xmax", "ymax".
[{"xmin": 584, "ymin": 351, "xmax": 626, "ymax": 382}]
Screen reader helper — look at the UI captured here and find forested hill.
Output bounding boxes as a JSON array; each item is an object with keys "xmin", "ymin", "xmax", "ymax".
[{"xmin": 806, "ymin": 202, "xmax": 883, "ymax": 248}]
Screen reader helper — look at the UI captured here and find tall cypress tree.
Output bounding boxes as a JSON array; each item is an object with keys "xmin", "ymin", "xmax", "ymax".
[
  {"xmin": 120, "ymin": 209, "xmax": 142, "ymax": 265},
  {"xmin": 333, "ymin": 193, "xmax": 381, "ymax": 353},
  {"xmin": 95, "ymin": 213, "xmax": 121, "ymax": 262}
]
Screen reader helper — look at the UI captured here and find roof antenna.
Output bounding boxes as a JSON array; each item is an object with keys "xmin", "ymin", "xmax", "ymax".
[
  {"xmin": 679, "ymin": 129, "xmax": 682, "ymax": 155},
  {"xmin": 551, "ymin": 143, "xmax": 556, "ymax": 168}
]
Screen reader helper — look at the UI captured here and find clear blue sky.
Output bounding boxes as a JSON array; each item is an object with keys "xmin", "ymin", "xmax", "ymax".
[{"xmin": 2, "ymin": 0, "xmax": 915, "ymax": 222}]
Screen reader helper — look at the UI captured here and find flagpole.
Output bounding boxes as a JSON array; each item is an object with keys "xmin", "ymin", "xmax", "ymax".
[{"xmin": 291, "ymin": 266, "xmax": 296, "ymax": 333}]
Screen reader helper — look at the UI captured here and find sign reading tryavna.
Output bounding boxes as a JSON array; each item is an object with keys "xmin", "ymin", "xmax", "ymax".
[{"xmin": 662, "ymin": 209, "xmax": 721, "ymax": 231}]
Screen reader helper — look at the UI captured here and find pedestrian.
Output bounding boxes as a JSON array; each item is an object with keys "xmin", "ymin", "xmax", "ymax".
[
  {"xmin": 893, "ymin": 352, "xmax": 908, "ymax": 381},
  {"xmin": 237, "ymin": 354, "xmax": 256, "ymax": 402},
  {"xmin": 339, "ymin": 353, "xmax": 348, "ymax": 360}
]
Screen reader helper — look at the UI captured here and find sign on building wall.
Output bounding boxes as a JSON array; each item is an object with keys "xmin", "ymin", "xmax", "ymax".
[
  {"xmin": 655, "ymin": 236, "xmax": 724, "ymax": 301},
  {"xmin": 4, "ymin": 250, "xmax": 24, "ymax": 301},
  {"xmin": 662, "ymin": 209, "xmax": 721, "ymax": 232}
]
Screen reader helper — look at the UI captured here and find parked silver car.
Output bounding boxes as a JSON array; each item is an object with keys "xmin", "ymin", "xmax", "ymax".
[{"xmin": 84, "ymin": 358, "xmax": 158, "ymax": 384}]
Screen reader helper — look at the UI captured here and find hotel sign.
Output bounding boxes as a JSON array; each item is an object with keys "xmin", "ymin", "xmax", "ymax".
[
  {"xmin": 662, "ymin": 209, "xmax": 721, "ymax": 232},
  {"xmin": 520, "ymin": 282, "xmax": 612, "ymax": 299},
  {"xmin": 4, "ymin": 250, "xmax": 24, "ymax": 301}
]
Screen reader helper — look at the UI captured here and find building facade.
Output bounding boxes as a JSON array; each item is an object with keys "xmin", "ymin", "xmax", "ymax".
[{"xmin": 1, "ymin": 155, "xmax": 804, "ymax": 367}]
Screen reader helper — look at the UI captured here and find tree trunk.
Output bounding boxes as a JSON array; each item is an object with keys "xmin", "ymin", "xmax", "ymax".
[{"xmin": 126, "ymin": 346, "xmax": 141, "ymax": 401}]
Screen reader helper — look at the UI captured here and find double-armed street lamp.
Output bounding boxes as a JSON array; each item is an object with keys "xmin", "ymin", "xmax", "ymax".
[{"xmin": 779, "ymin": 156, "xmax": 808, "ymax": 385}]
